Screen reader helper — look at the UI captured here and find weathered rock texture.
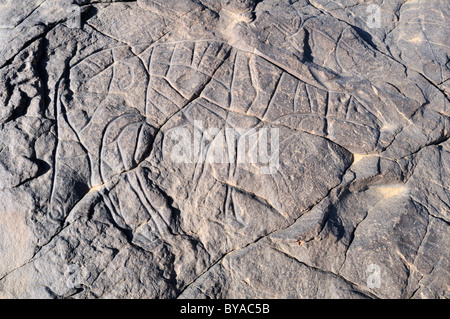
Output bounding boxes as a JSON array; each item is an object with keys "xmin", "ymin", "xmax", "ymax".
[{"xmin": 0, "ymin": 0, "xmax": 448, "ymax": 299}]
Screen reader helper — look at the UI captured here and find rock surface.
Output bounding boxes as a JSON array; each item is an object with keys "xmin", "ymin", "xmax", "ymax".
[{"xmin": 0, "ymin": 0, "xmax": 448, "ymax": 299}]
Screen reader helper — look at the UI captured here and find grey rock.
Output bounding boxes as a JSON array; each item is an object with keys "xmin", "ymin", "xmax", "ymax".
[{"xmin": 0, "ymin": 0, "xmax": 448, "ymax": 299}]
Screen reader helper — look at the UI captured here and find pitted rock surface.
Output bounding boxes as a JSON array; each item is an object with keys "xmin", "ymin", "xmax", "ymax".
[{"xmin": 0, "ymin": 0, "xmax": 448, "ymax": 299}]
